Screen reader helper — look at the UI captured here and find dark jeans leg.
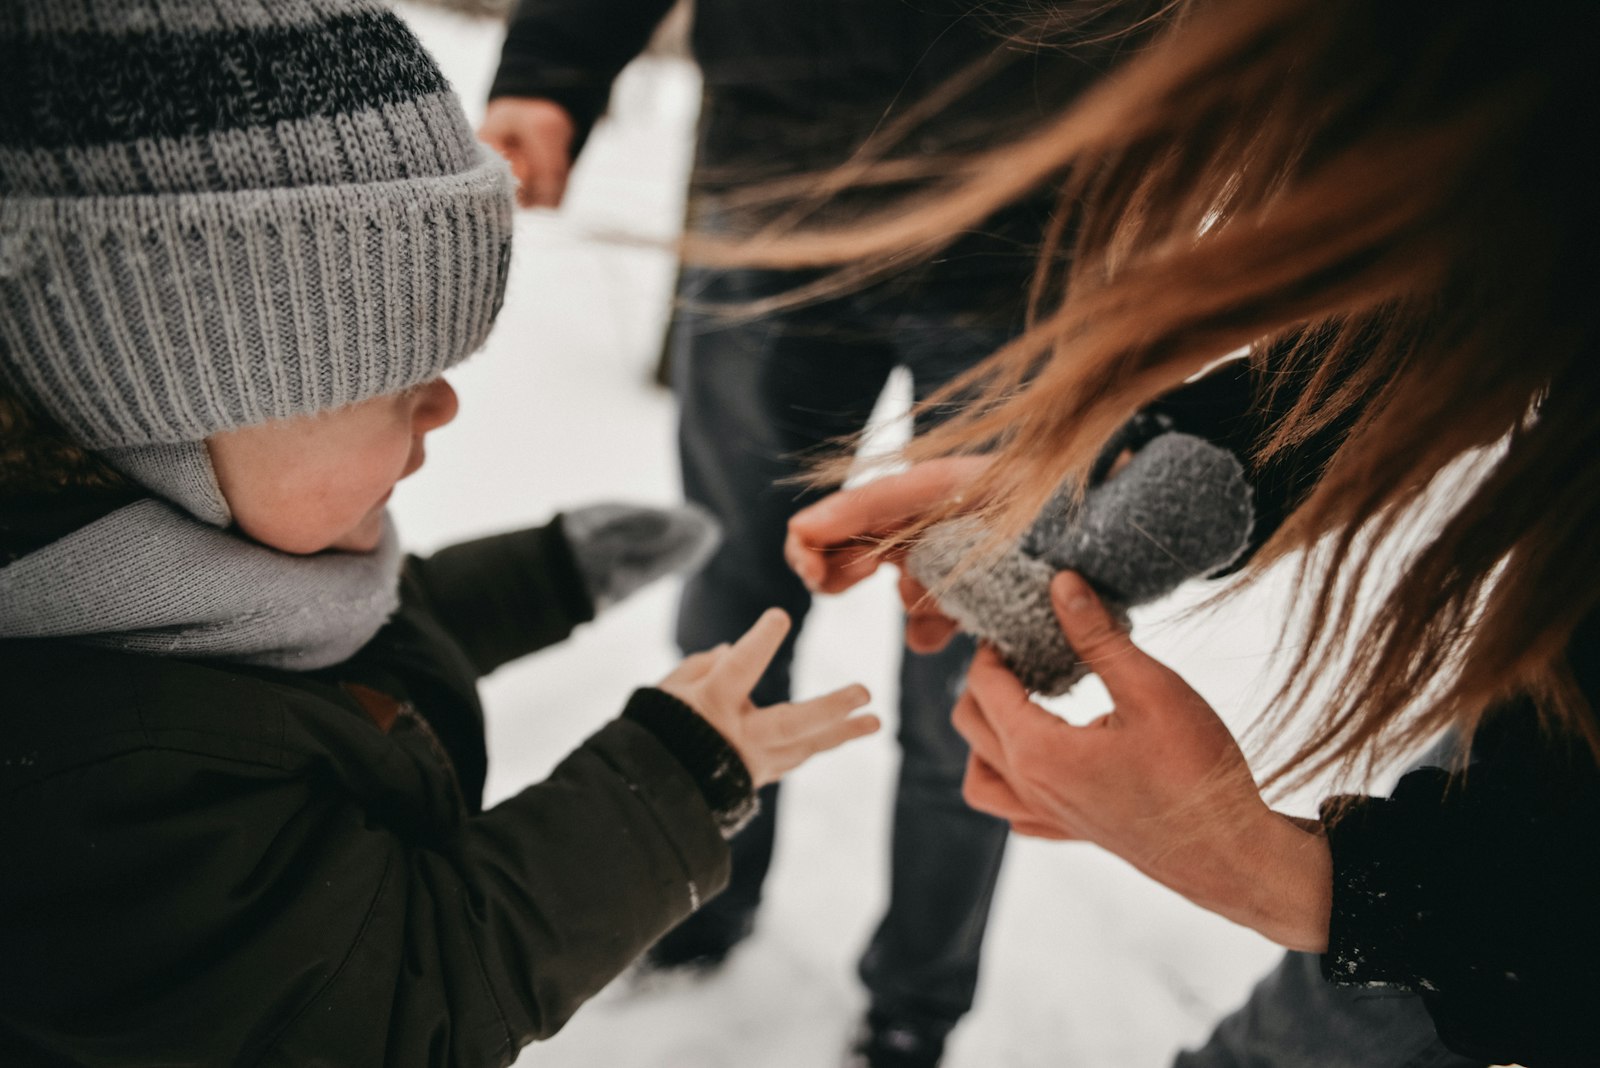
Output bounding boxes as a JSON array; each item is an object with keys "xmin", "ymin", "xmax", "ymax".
[
  {"xmin": 1174, "ymin": 951, "xmax": 1489, "ymax": 1068},
  {"xmin": 672, "ymin": 273, "xmax": 896, "ymax": 937},
  {"xmin": 859, "ymin": 632, "xmax": 1009, "ymax": 1036},
  {"xmin": 855, "ymin": 313, "xmax": 1015, "ymax": 1034}
]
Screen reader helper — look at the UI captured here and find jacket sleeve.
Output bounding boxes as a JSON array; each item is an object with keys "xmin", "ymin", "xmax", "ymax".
[
  {"xmin": 489, "ymin": 0, "xmax": 680, "ymax": 153},
  {"xmin": 0, "ymin": 711, "xmax": 731, "ymax": 1068},
  {"xmin": 1315, "ymin": 609, "xmax": 1600, "ymax": 1067},
  {"xmin": 406, "ymin": 516, "xmax": 597, "ymax": 676}
]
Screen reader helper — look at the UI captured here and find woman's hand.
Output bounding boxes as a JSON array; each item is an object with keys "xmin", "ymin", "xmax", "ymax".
[
  {"xmin": 954, "ymin": 571, "xmax": 1334, "ymax": 952},
  {"xmin": 785, "ymin": 456, "xmax": 993, "ymax": 652},
  {"xmin": 659, "ymin": 609, "xmax": 880, "ymax": 787}
]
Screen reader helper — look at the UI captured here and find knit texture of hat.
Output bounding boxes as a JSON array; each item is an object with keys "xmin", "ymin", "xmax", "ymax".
[{"xmin": 0, "ymin": 0, "xmax": 514, "ymax": 451}]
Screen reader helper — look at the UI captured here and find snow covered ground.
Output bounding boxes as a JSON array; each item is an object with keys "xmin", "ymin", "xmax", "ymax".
[{"xmin": 390, "ymin": 7, "xmax": 1378, "ymax": 1065}]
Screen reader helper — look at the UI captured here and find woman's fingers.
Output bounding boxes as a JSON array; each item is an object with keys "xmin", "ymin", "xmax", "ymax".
[
  {"xmin": 951, "ymin": 681, "xmax": 1009, "ymax": 768},
  {"xmin": 963, "ymin": 646, "xmax": 1076, "ymax": 768},
  {"xmin": 962, "ymin": 753, "xmax": 1014, "ymax": 812},
  {"xmin": 966, "ymin": 752, "xmax": 1078, "ymax": 839},
  {"xmin": 1049, "ymin": 571, "xmax": 1175, "ymax": 708},
  {"xmin": 901, "ymin": 572, "xmax": 959, "ymax": 652},
  {"xmin": 786, "ymin": 457, "xmax": 993, "ymax": 592},
  {"xmin": 783, "ymin": 530, "xmax": 892, "ymax": 595}
]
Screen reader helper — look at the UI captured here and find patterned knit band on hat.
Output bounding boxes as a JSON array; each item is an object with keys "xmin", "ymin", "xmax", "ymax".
[
  {"xmin": 0, "ymin": 0, "xmax": 515, "ymax": 670},
  {"xmin": 0, "ymin": 0, "xmax": 514, "ymax": 520}
]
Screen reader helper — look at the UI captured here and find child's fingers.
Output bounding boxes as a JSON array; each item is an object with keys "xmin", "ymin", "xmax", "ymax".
[
  {"xmin": 745, "ymin": 685, "xmax": 876, "ymax": 781},
  {"xmin": 766, "ymin": 683, "xmax": 872, "ymax": 742},
  {"xmin": 658, "ymin": 644, "xmax": 726, "ymax": 689},
  {"xmin": 761, "ymin": 710, "xmax": 881, "ymax": 782},
  {"xmin": 709, "ymin": 608, "xmax": 791, "ymax": 705},
  {"xmin": 798, "ymin": 709, "xmax": 881, "ymax": 755}
]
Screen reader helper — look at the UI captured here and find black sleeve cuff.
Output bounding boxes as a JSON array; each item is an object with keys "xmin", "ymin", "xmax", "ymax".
[
  {"xmin": 622, "ymin": 688, "xmax": 757, "ymax": 838},
  {"xmin": 488, "ymin": 0, "xmax": 679, "ymax": 156},
  {"xmin": 1318, "ymin": 775, "xmax": 1453, "ymax": 988},
  {"xmin": 485, "ymin": 67, "xmax": 610, "ymax": 156}
]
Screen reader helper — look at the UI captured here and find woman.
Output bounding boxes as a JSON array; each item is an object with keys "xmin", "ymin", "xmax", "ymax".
[{"xmin": 761, "ymin": 0, "xmax": 1598, "ymax": 1064}]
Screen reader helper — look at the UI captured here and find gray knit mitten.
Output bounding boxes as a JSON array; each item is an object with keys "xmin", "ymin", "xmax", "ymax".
[
  {"xmin": 562, "ymin": 503, "xmax": 721, "ymax": 612},
  {"xmin": 905, "ymin": 433, "xmax": 1254, "ymax": 695}
]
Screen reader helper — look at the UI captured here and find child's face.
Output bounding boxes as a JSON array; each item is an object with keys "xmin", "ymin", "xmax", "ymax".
[{"xmin": 206, "ymin": 378, "xmax": 459, "ymax": 555}]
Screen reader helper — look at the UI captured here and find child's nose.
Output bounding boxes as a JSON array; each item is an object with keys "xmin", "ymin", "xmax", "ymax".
[{"xmin": 413, "ymin": 377, "xmax": 459, "ymax": 434}]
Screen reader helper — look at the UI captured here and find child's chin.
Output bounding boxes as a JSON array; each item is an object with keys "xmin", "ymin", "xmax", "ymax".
[{"xmin": 330, "ymin": 515, "xmax": 386, "ymax": 554}]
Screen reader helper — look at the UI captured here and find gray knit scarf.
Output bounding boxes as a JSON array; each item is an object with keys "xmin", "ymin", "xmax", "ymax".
[{"xmin": 0, "ymin": 498, "xmax": 401, "ymax": 670}]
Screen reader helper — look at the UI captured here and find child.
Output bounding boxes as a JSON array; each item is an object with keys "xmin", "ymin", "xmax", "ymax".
[{"xmin": 0, "ymin": 2, "xmax": 876, "ymax": 1064}]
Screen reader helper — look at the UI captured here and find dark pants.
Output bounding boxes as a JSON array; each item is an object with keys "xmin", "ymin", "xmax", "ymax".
[
  {"xmin": 672, "ymin": 267, "xmax": 1011, "ymax": 1035},
  {"xmin": 1174, "ymin": 951, "xmax": 1488, "ymax": 1068}
]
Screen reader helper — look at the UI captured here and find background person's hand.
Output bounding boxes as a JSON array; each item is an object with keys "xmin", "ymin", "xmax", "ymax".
[
  {"xmin": 954, "ymin": 571, "xmax": 1334, "ymax": 952},
  {"xmin": 477, "ymin": 97, "xmax": 576, "ymax": 208},
  {"xmin": 785, "ymin": 457, "xmax": 992, "ymax": 651},
  {"xmin": 658, "ymin": 609, "xmax": 880, "ymax": 787}
]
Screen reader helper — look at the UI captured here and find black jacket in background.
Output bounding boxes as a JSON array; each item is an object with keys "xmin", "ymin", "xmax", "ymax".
[
  {"xmin": 0, "ymin": 519, "xmax": 743, "ymax": 1067},
  {"xmin": 490, "ymin": 0, "xmax": 1156, "ymax": 310},
  {"xmin": 491, "ymin": 0, "xmax": 1136, "ymax": 165}
]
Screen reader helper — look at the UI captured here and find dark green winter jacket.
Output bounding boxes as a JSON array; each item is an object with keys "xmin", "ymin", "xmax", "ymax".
[{"xmin": 0, "ymin": 518, "xmax": 747, "ymax": 1067}]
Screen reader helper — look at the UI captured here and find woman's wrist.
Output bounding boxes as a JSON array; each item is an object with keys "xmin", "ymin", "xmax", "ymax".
[{"xmin": 1228, "ymin": 811, "xmax": 1333, "ymax": 952}]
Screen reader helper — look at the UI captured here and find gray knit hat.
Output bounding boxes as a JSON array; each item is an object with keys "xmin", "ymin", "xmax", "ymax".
[{"xmin": 0, "ymin": 0, "xmax": 513, "ymax": 523}]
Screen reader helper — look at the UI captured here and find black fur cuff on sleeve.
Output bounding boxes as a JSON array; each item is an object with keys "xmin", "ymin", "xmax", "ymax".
[
  {"xmin": 623, "ymin": 688, "xmax": 757, "ymax": 838},
  {"xmin": 1318, "ymin": 783, "xmax": 1446, "ymax": 989}
]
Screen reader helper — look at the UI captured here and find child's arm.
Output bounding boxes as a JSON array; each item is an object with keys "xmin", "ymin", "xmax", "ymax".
[
  {"xmin": 408, "ymin": 519, "xmax": 594, "ymax": 673},
  {"xmin": 1, "ymin": 708, "xmax": 732, "ymax": 1064},
  {"xmin": 0, "ymin": 617, "xmax": 871, "ymax": 1066},
  {"xmin": 408, "ymin": 503, "xmax": 717, "ymax": 676}
]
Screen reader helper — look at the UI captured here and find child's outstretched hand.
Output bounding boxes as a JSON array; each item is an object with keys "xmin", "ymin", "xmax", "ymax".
[{"xmin": 658, "ymin": 609, "xmax": 879, "ymax": 786}]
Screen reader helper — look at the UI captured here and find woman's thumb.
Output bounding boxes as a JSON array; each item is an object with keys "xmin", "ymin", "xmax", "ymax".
[{"xmin": 1050, "ymin": 571, "xmax": 1143, "ymax": 691}]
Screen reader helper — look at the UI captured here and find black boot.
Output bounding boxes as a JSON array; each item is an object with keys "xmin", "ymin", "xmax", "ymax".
[
  {"xmin": 842, "ymin": 1011, "xmax": 948, "ymax": 1068},
  {"xmin": 640, "ymin": 908, "xmax": 755, "ymax": 975}
]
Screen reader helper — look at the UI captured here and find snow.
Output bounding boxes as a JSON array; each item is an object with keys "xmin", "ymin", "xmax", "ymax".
[{"xmin": 389, "ymin": 7, "xmax": 1375, "ymax": 1064}]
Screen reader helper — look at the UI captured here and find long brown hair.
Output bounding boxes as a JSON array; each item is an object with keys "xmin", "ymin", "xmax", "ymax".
[{"xmin": 704, "ymin": 0, "xmax": 1600, "ymax": 783}]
